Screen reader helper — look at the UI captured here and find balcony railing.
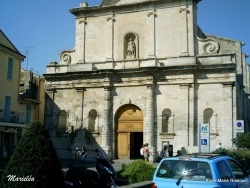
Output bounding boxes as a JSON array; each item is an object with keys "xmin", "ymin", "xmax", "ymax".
[{"xmin": 0, "ymin": 113, "xmax": 25, "ymax": 124}]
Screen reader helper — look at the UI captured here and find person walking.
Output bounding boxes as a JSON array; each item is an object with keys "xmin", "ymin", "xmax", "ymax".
[
  {"xmin": 157, "ymin": 145, "xmax": 169, "ymax": 163},
  {"xmin": 80, "ymin": 147, "xmax": 87, "ymax": 165},
  {"xmin": 140, "ymin": 144, "xmax": 145, "ymax": 159},
  {"xmin": 74, "ymin": 147, "xmax": 81, "ymax": 165},
  {"xmin": 160, "ymin": 145, "xmax": 169, "ymax": 158},
  {"xmin": 143, "ymin": 143, "xmax": 153, "ymax": 162}
]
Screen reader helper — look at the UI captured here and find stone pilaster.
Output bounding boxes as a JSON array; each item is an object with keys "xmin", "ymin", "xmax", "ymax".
[
  {"xmin": 46, "ymin": 89, "xmax": 57, "ymax": 137},
  {"xmin": 147, "ymin": 10, "xmax": 157, "ymax": 58},
  {"xmin": 179, "ymin": 7, "xmax": 190, "ymax": 56},
  {"xmin": 75, "ymin": 88, "xmax": 85, "ymax": 129},
  {"xmin": 179, "ymin": 84, "xmax": 189, "ymax": 145},
  {"xmin": 102, "ymin": 86, "xmax": 111, "ymax": 146},
  {"xmin": 77, "ymin": 18, "xmax": 87, "ymax": 63},
  {"xmin": 223, "ymin": 83, "xmax": 233, "ymax": 147},
  {"xmin": 145, "ymin": 84, "xmax": 154, "ymax": 146},
  {"xmin": 106, "ymin": 15, "xmax": 115, "ymax": 61},
  {"xmin": 102, "ymin": 85, "xmax": 112, "ymax": 159},
  {"xmin": 188, "ymin": 84, "xmax": 194, "ymax": 146},
  {"xmin": 145, "ymin": 83, "xmax": 155, "ymax": 161}
]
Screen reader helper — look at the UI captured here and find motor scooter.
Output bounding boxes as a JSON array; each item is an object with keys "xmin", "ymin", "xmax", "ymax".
[{"xmin": 64, "ymin": 148, "xmax": 119, "ymax": 188}]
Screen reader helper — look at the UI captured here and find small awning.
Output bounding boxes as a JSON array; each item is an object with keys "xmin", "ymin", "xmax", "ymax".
[{"xmin": 5, "ymin": 128, "xmax": 18, "ymax": 133}]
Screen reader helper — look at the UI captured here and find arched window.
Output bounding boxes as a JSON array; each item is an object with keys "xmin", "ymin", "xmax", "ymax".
[
  {"xmin": 124, "ymin": 33, "xmax": 139, "ymax": 59},
  {"xmin": 88, "ymin": 109, "xmax": 98, "ymax": 132},
  {"xmin": 162, "ymin": 108, "xmax": 173, "ymax": 133}
]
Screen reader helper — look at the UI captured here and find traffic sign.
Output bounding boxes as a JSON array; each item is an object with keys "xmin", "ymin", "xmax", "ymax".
[
  {"xmin": 235, "ymin": 120, "xmax": 244, "ymax": 133},
  {"xmin": 201, "ymin": 139, "xmax": 207, "ymax": 145},
  {"xmin": 199, "ymin": 123, "xmax": 210, "ymax": 153}
]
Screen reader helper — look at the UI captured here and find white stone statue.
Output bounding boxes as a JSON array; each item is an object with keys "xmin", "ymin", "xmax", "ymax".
[{"xmin": 127, "ymin": 38, "xmax": 136, "ymax": 59}]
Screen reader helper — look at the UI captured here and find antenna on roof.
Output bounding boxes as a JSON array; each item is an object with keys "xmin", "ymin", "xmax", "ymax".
[{"xmin": 24, "ymin": 46, "xmax": 34, "ymax": 70}]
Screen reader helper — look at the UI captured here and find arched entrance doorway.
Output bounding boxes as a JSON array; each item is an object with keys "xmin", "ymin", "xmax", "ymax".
[{"xmin": 115, "ymin": 104, "xmax": 143, "ymax": 159}]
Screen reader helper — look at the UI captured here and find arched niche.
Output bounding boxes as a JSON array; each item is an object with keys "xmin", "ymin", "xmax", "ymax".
[
  {"xmin": 58, "ymin": 110, "xmax": 67, "ymax": 133},
  {"xmin": 124, "ymin": 33, "xmax": 139, "ymax": 59},
  {"xmin": 88, "ymin": 109, "xmax": 98, "ymax": 132},
  {"xmin": 162, "ymin": 108, "xmax": 173, "ymax": 133}
]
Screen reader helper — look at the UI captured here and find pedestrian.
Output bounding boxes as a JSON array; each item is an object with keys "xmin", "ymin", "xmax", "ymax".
[
  {"xmin": 143, "ymin": 143, "xmax": 153, "ymax": 162},
  {"xmin": 160, "ymin": 145, "xmax": 168, "ymax": 158},
  {"xmin": 216, "ymin": 143, "xmax": 222, "ymax": 151},
  {"xmin": 160, "ymin": 145, "xmax": 169, "ymax": 158},
  {"xmin": 176, "ymin": 150, "xmax": 182, "ymax": 156},
  {"xmin": 157, "ymin": 145, "xmax": 169, "ymax": 163},
  {"xmin": 140, "ymin": 144, "xmax": 145, "ymax": 159},
  {"xmin": 74, "ymin": 147, "xmax": 81, "ymax": 165},
  {"xmin": 80, "ymin": 146, "xmax": 87, "ymax": 165}
]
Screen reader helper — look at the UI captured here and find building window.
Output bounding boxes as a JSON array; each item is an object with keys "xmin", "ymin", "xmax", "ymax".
[
  {"xmin": 4, "ymin": 96, "xmax": 11, "ymax": 121},
  {"xmin": 162, "ymin": 108, "xmax": 173, "ymax": 133},
  {"xmin": 26, "ymin": 105, "xmax": 31, "ymax": 124},
  {"xmin": 7, "ymin": 57, "xmax": 14, "ymax": 80}
]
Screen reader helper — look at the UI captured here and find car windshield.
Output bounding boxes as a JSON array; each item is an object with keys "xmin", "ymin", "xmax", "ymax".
[{"xmin": 156, "ymin": 159, "xmax": 212, "ymax": 181}]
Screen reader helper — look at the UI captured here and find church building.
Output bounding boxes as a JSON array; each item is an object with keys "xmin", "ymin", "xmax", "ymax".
[{"xmin": 43, "ymin": 0, "xmax": 250, "ymax": 160}]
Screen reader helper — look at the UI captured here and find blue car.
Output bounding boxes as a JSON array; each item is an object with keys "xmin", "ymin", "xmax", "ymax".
[{"xmin": 152, "ymin": 154, "xmax": 250, "ymax": 188}]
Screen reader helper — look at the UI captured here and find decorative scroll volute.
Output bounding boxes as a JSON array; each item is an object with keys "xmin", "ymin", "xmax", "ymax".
[
  {"xmin": 59, "ymin": 50, "xmax": 74, "ymax": 64},
  {"xmin": 197, "ymin": 37, "xmax": 220, "ymax": 55}
]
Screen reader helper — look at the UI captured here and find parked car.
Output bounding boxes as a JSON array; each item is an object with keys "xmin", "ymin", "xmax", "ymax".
[{"xmin": 152, "ymin": 153, "xmax": 250, "ymax": 188}]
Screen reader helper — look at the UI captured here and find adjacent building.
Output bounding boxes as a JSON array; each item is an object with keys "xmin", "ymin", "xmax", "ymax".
[
  {"xmin": 44, "ymin": 0, "xmax": 250, "ymax": 161},
  {"xmin": 0, "ymin": 29, "xmax": 45, "ymax": 160}
]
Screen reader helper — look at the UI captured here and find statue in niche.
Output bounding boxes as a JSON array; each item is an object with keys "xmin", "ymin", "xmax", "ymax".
[{"xmin": 127, "ymin": 38, "xmax": 136, "ymax": 59}]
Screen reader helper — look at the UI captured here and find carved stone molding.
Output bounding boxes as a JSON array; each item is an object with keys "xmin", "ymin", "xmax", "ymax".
[
  {"xmin": 179, "ymin": 8, "xmax": 190, "ymax": 14},
  {"xmin": 106, "ymin": 16, "xmax": 116, "ymax": 22},
  {"xmin": 79, "ymin": 19, "xmax": 87, "ymax": 24},
  {"xmin": 159, "ymin": 132, "xmax": 176, "ymax": 139},
  {"xmin": 147, "ymin": 11, "xmax": 157, "ymax": 17},
  {"xmin": 197, "ymin": 37, "xmax": 220, "ymax": 55}
]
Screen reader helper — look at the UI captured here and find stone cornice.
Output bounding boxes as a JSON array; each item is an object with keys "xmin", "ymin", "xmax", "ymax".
[{"xmin": 70, "ymin": 0, "xmax": 194, "ymax": 17}]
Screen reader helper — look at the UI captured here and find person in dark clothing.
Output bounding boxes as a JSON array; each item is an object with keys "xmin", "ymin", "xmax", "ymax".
[
  {"xmin": 80, "ymin": 147, "xmax": 87, "ymax": 165},
  {"xmin": 176, "ymin": 150, "xmax": 182, "ymax": 156}
]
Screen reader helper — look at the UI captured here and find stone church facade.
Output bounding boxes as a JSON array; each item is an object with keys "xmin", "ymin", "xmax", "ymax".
[{"xmin": 44, "ymin": 0, "xmax": 250, "ymax": 160}]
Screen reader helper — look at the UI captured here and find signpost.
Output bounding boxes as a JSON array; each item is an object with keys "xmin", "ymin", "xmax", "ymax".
[{"xmin": 199, "ymin": 123, "xmax": 210, "ymax": 153}]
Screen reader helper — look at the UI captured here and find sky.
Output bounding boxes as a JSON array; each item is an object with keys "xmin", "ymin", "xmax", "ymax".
[{"xmin": 0, "ymin": 0, "xmax": 249, "ymax": 75}]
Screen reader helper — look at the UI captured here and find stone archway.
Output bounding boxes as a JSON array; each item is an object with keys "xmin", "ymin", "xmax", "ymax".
[{"xmin": 115, "ymin": 104, "xmax": 143, "ymax": 159}]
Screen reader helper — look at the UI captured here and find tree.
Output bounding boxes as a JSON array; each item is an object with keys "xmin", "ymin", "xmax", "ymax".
[
  {"xmin": 232, "ymin": 132, "xmax": 250, "ymax": 149},
  {"xmin": 1, "ymin": 121, "xmax": 65, "ymax": 188}
]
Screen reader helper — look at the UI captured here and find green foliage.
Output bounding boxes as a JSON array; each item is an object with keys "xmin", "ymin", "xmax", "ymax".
[
  {"xmin": 1, "ymin": 121, "xmax": 65, "ymax": 188},
  {"xmin": 119, "ymin": 160, "xmax": 156, "ymax": 184},
  {"xmin": 216, "ymin": 149, "xmax": 250, "ymax": 171},
  {"xmin": 232, "ymin": 133, "xmax": 250, "ymax": 149}
]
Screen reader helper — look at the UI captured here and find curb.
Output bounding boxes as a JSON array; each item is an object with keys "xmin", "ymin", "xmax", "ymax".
[{"xmin": 119, "ymin": 181, "xmax": 153, "ymax": 188}]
